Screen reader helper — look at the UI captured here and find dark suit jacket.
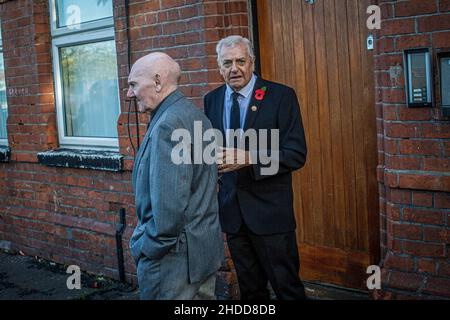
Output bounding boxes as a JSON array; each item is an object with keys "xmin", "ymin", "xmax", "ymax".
[{"xmin": 204, "ymin": 76, "xmax": 307, "ymax": 235}]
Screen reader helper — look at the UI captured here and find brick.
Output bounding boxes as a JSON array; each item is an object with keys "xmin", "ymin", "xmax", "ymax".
[
  {"xmin": 435, "ymin": 193, "xmax": 450, "ymax": 209},
  {"xmin": 395, "ymin": 0, "xmax": 438, "ymax": 17},
  {"xmin": 423, "ymin": 226, "xmax": 450, "ymax": 243},
  {"xmin": 372, "ymin": 288, "xmax": 396, "ymax": 300},
  {"xmin": 374, "ymin": 54, "xmax": 403, "ymax": 71},
  {"xmin": 387, "ymin": 235, "xmax": 403, "ymax": 252},
  {"xmin": 395, "ymin": 34, "xmax": 431, "ymax": 51},
  {"xmin": 384, "ymin": 252, "xmax": 414, "ymax": 271},
  {"xmin": 421, "ymin": 123, "xmax": 450, "ymax": 139},
  {"xmin": 128, "ymin": 2, "xmax": 160, "ymax": 16},
  {"xmin": 380, "ymin": 2, "xmax": 394, "ymax": 19},
  {"xmin": 412, "ymin": 191, "xmax": 433, "ymax": 207},
  {"xmin": 439, "ymin": 262, "xmax": 450, "ymax": 277},
  {"xmin": 382, "ymin": 88, "xmax": 405, "ymax": 104},
  {"xmin": 389, "ymin": 189, "xmax": 412, "ymax": 204},
  {"xmin": 384, "ymin": 171, "xmax": 400, "ymax": 188},
  {"xmin": 387, "ymin": 202, "xmax": 401, "ymax": 221},
  {"xmin": 403, "ymin": 208, "xmax": 445, "ymax": 225},
  {"xmin": 423, "ymin": 277, "xmax": 450, "ymax": 298},
  {"xmin": 444, "ymin": 141, "xmax": 450, "ymax": 157},
  {"xmin": 378, "ymin": 38, "xmax": 396, "ymax": 54},
  {"xmin": 386, "ymin": 154, "xmax": 421, "ymax": 170},
  {"xmin": 378, "ymin": 72, "xmax": 399, "ymax": 91},
  {"xmin": 381, "ymin": 19, "xmax": 415, "ymax": 36},
  {"xmin": 417, "ymin": 258, "xmax": 437, "ymax": 275},
  {"xmin": 418, "ymin": 14, "xmax": 450, "ymax": 32},
  {"xmin": 423, "ymin": 158, "xmax": 450, "ymax": 172},
  {"xmin": 162, "ymin": 21, "xmax": 187, "ymax": 35},
  {"xmin": 397, "ymin": 107, "xmax": 433, "ymax": 121},
  {"xmin": 384, "ymin": 139, "xmax": 398, "ymax": 154},
  {"xmin": 398, "ymin": 173, "xmax": 450, "ymax": 193},
  {"xmin": 432, "ymin": 31, "xmax": 450, "ymax": 48},
  {"xmin": 403, "ymin": 240, "xmax": 446, "ymax": 258},
  {"xmin": 441, "ymin": 0, "xmax": 450, "ymax": 12},
  {"xmin": 385, "ymin": 123, "xmax": 421, "ymax": 138},
  {"xmin": 388, "ymin": 270, "xmax": 424, "ymax": 291},
  {"xmin": 399, "ymin": 140, "xmax": 441, "ymax": 157},
  {"xmin": 393, "ymin": 223, "xmax": 422, "ymax": 241}
]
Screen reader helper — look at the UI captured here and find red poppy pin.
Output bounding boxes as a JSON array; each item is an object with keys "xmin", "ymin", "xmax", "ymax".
[{"xmin": 255, "ymin": 86, "xmax": 267, "ymax": 101}]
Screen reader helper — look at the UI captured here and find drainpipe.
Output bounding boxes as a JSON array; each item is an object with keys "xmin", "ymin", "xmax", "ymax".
[{"xmin": 115, "ymin": 208, "xmax": 126, "ymax": 283}]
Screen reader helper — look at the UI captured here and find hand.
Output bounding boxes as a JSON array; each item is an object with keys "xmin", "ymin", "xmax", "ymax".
[{"xmin": 217, "ymin": 147, "xmax": 252, "ymax": 174}]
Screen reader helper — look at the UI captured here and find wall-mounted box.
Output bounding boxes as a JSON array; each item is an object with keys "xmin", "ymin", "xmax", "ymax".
[
  {"xmin": 437, "ymin": 52, "xmax": 450, "ymax": 116},
  {"xmin": 404, "ymin": 49, "xmax": 433, "ymax": 107}
]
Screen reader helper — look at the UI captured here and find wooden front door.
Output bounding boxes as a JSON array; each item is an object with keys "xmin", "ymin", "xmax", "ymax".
[{"xmin": 256, "ymin": 0, "xmax": 379, "ymax": 289}]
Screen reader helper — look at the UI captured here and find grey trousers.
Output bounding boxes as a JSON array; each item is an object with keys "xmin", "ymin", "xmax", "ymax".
[{"xmin": 137, "ymin": 238, "xmax": 217, "ymax": 300}]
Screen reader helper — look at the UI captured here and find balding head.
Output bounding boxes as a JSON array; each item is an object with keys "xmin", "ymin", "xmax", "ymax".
[{"xmin": 127, "ymin": 52, "xmax": 181, "ymax": 113}]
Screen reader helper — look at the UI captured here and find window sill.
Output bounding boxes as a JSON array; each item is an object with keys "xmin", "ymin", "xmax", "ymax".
[
  {"xmin": 37, "ymin": 148, "xmax": 123, "ymax": 172},
  {"xmin": 0, "ymin": 146, "xmax": 10, "ymax": 163}
]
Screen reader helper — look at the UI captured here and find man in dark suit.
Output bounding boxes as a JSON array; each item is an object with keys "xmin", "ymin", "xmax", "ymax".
[{"xmin": 204, "ymin": 35, "xmax": 308, "ymax": 300}]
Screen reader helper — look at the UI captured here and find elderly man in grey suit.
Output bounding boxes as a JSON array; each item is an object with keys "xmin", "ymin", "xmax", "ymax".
[{"xmin": 127, "ymin": 52, "xmax": 224, "ymax": 300}]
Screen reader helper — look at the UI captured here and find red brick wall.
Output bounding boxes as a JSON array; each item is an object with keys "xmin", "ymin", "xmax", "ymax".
[
  {"xmin": 375, "ymin": 0, "xmax": 450, "ymax": 299},
  {"xmin": 1, "ymin": 0, "xmax": 58, "ymax": 162},
  {"xmin": 0, "ymin": 0, "xmax": 250, "ymax": 298},
  {"xmin": 0, "ymin": 0, "xmax": 137, "ymax": 282}
]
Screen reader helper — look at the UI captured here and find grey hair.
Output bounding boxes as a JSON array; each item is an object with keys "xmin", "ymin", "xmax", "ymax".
[{"xmin": 216, "ymin": 35, "xmax": 255, "ymax": 66}]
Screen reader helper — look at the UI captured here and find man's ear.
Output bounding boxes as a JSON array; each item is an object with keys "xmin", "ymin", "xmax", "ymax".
[
  {"xmin": 155, "ymin": 74, "xmax": 162, "ymax": 92},
  {"xmin": 218, "ymin": 68, "xmax": 225, "ymax": 78}
]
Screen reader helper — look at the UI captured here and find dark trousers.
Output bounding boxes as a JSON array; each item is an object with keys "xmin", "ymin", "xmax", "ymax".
[{"xmin": 227, "ymin": 223, "xmax": 306, "ymax": 300}]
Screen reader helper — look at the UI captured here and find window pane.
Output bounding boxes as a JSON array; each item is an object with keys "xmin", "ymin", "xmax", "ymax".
[
  {"xmin": 60, "ymin": 40, "xmax": 119, "ymax": 138},
  {"xmin": 56, "ymin": 0, "xmax": 113, "ymax": 28},
  {"xmin": 0, "ymin": 53, "xmax": 8, "ymax": 140}
]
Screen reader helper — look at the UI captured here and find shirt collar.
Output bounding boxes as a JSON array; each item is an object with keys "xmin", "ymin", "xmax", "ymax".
[{"xmin": 225, "ymin": 73, "xmax": 257, "ymax": 99}]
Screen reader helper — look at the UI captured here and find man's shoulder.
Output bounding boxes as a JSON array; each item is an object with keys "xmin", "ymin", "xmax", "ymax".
[
  {"xmin": 205, "ymin": 84, "xmax": 225, "ymax": 101},
  {"xmin": 167, "ymin": 98, "xmax": 212, "ymax": 128},
  {"xmin": 169, "ymin": 97, "xmax": 198, "ymax": 118}
]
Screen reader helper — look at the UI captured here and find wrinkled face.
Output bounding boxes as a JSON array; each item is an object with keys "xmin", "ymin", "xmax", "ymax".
[
  {"xmin": 127, "ymin": 68, "xmax": 158, "ymax": 113},
  {"xmin": 219, "ymin": 43, "xmax": 254, "ymax": 91}
]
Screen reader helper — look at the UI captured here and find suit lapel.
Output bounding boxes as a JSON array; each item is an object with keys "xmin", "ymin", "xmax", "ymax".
[
  {"xmin": 243, "ymin": 77, "xmax": 266, "ymax": 131},
  {"xmin": 213, "ymin": 86, "xmax": 226, "ymax": 140}
]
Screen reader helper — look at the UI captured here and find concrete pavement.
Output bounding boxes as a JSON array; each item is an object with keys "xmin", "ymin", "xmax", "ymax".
[{"xmin": 0, "ymin": 249, "xmax": 369, "ymax": 300}]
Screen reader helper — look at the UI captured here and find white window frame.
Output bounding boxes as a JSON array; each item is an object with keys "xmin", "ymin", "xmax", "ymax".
[
  {"xmin": 0, "ymin": 24, "xmax": 8, "ymax": 146},
  {"xmin": 49, "ymin": 0, "xmax": 120, "ymax": 150}
]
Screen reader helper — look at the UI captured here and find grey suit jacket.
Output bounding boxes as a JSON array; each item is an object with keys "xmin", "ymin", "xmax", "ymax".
[{"xmin": 129, "ymin": 90, "xmax": 224, "ymax": 284}]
